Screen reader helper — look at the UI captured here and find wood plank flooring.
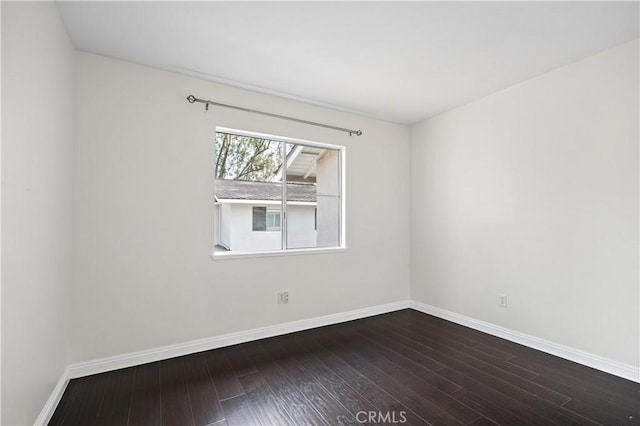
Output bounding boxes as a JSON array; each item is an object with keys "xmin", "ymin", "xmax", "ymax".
[{"xmin": 49, "ymin": 309, "xmax": 640, "ymax": 425}]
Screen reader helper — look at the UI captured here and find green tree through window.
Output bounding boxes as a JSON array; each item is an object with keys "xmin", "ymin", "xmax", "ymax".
[{"xmin": 215, "ymin": 132, "xmax": 290, "ymax": 182}]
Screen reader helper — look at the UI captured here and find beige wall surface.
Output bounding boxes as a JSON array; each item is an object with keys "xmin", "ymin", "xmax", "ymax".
[
  {"xmin": 410, "ymin": 40, "xmax": 639, "ymax": 367},
  {"xmin": 1, "ymin": 2, "xmax": 75, "ymax": 424},
  {"xmin": 71, "ymin": 52, "xmax": 411, "ymax": 363}
]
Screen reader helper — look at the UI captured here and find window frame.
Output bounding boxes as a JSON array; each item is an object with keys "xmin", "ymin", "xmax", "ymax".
[{"xmin": 213, "ymin": 127, "xmax": 346, "ymax": 260}]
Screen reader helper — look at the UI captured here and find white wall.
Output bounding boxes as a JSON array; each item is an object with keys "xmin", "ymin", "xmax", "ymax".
[
  {"xmin": 228, "ymin": 204, "xmax": 282, "ymax": 252},
  {"xmin": 223, "ymin": 204, "xmax": 316, "ymax": 252},
  {"xmin": 72, "ymin": 52, "xmax": 411, "ymax": 363},
  {"xmin": 286, "ymin": 204, "xmax": 317, "ymax": 249},
  {"xmin": 217, "ymin": 203, "xmax": 316, "ymax": 251},
  {"xmin": 1, "ymin": 2, "xmax": 75, "ymax": 424},
  {"xmin": 410, "ymin": 40, "xmax": 639, "ymax": 367},
  {"xmin": 316, "ymin": 150, "xmax": 341, "ymax": 247}
]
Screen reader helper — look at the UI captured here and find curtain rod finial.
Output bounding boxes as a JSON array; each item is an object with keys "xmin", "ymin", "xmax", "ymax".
[{"xmin": 186, "ymin": 95, "xmax": 196, "ymax": 103}]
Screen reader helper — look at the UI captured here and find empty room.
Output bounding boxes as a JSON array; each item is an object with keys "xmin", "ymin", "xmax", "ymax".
[{"xmin": 1, "ymin": 1, "xmax": 638, "ymax": 425}]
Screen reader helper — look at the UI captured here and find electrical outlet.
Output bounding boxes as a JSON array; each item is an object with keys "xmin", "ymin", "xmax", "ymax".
[
  {"xmin": 499, "ymin": 294, "xmax": 508, "ymax": 308},
  {"xmin": 278, "ymin": 291, "xmax": 289, "ymax": 304}
]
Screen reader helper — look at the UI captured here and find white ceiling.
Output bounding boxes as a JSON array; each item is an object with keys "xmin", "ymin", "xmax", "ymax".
[{"xmin": 57, "ymin": 2, "xmax": 639, "ymax": 124}]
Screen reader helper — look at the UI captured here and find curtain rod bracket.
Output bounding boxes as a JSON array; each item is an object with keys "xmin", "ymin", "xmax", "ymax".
[{"xmin": 186, "ymin": 94, "xmax": 362, "ymax": 136}]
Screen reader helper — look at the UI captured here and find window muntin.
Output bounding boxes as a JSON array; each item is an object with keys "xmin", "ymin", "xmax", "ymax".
[{"xmin": 214, "ymin": 128, "xmax": 344, "ymax": 256}]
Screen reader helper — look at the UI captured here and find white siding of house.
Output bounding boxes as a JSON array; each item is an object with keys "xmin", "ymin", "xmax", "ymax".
[
  {"xmin": 221, "ymin": 203, "xmax": 316, "ymax": 252},
  {"xmin": 219, "ymin": 203, "xmax": 232, "ymax": 249},
  {"xmin": 316, "ymin": 150, "xmax": 341, "ymax": 247},
  {"xmin": 229, "ymin": 204, "xmax": 281, "ymax": 252},
  {"xmin": 286, "ymin": 204, "xmax": 317, "ymax": 249}
]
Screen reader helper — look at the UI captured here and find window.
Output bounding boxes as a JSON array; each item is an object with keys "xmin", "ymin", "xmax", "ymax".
[
  {"xmin": 252, "ymin": 207, "xmax": 281, "ymax": 231},
  {"xmin": 213, "ymin": 128, "xmax": 345, "ymax": 257}
]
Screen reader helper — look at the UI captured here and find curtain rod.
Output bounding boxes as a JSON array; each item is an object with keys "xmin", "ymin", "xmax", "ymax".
[{"xmin": 186, "ymin": 95, "xmax": 363, "ymax": 136}]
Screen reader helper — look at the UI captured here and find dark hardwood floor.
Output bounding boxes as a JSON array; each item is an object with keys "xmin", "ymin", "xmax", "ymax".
[{"xmin": 49, "ymin": 309, "xmax": 640, "ymax": 425}]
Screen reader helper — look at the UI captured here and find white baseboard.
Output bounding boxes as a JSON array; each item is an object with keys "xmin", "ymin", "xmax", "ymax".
[
  {"xmin": 67, "ymin": 300, "xmax": 410, "ymax": 379},
  {"xmin": 34, "ymin": 368, "xmax": 70, "ymax": 426},
  {"xmin": 38, "ymin": 298, "xmax": 639, "ymax": 425},
  {"xmin": 36, "ymin": 301, "xmax": 408, "ymax": 423},
  {"xmin": 409, "ymin": 301, "xmax": 640, "ymax": 383}
]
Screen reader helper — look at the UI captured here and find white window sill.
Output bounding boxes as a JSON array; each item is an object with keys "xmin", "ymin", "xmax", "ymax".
[{"xmin": 211, "ymin": 246, "xmax": 347, "ymax": 261}]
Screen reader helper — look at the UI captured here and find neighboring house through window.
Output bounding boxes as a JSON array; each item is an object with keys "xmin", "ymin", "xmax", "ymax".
[{"xmin": 213, "ymin": 128, "xmax": 344, "ymax": 256}]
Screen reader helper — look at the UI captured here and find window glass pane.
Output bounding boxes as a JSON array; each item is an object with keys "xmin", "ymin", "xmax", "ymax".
[
  {"xmin": 285, "ymin": 143, "xmax": 341, "ymax": 249},
  {"xmin": 313, "ymin": 147, "xmax": 341, "ymax": 248},
  {"xmin": 252, "ymin": 207, "xmax": 266, "ymax": 231},
  {"xmin": 266, "ymin": 209, "xmax": 281, "ymax": 231},
  {"xmin": 214, "ymin": 132, "xmax": 283, "ymax": 252}
]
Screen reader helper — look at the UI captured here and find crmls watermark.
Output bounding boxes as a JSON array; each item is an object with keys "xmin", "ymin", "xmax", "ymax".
[{"xmin": 356, "ymin": 411, "xmax": 407, "ymax": 424}]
